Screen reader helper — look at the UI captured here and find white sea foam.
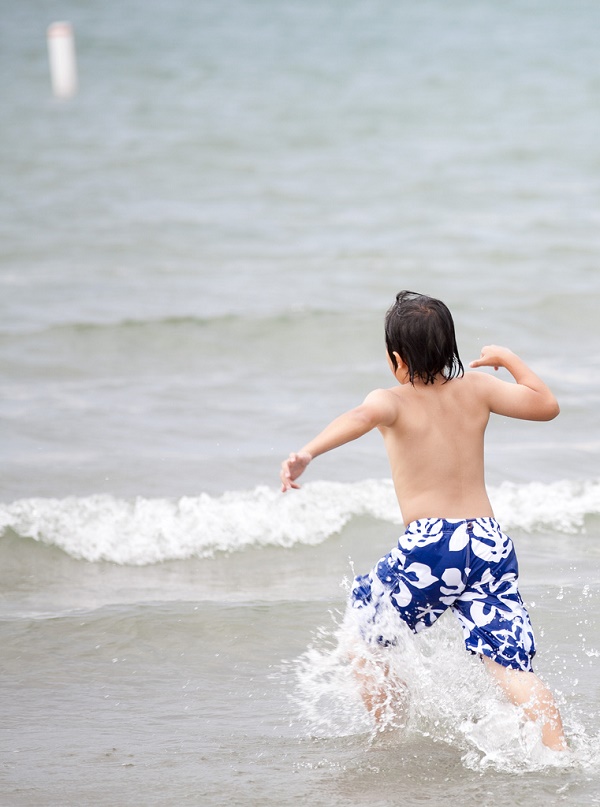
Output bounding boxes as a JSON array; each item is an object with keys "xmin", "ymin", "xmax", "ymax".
[
  {"xmin": 0, "ymin": 478, "xmax": 599, "ymax": 565},
  {"xmin": 492, "ymin": 478, "xmax": 600, "ymax": 534}
]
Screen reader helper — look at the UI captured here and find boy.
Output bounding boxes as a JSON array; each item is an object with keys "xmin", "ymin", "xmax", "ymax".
[{"xmin": 280, "ymin": 290, "xmax": 567, "ymax": 751}]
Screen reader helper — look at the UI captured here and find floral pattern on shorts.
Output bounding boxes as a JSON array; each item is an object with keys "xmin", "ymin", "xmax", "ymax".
[{"xmin": 350, "ymin": 518, "xmax": 536, "ymax": 672}]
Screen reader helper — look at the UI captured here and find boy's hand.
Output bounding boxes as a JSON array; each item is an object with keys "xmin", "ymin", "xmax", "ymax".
[
  {"xmin": 469, "ymin": 345, "xmax": 515, "ymax": 372},
  {"xmin": 280, "ymin": 451, "xmax": 312, "ymax": 492}
]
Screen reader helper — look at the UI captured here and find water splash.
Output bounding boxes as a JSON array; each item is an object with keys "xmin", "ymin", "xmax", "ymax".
[{"xmin": 292, "ymin": 608, "xmax": 600, "ymax": 773}]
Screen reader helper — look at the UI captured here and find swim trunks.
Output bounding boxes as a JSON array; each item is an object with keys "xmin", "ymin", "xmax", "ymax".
[{"xmin": 350, "ymin": 517, "xmax": 536, "ymax": 672}]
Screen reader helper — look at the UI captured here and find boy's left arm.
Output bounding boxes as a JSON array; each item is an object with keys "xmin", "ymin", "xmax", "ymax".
[
  {"xmin": 469, "ymin": 345, "xmax": 560, "ymax": 421},
  {"xmin": 280, "ymin": 389, "xmax": 397, "ymax": 491}
]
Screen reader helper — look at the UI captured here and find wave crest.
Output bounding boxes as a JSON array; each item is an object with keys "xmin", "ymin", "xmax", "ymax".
[{"xmin": 0, "ymin": 478, "xmax": 598, "ymax": 565}]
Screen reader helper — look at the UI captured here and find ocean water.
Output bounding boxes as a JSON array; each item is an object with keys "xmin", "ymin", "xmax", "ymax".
[{"xmin": 1, "ymin": 0, "xmax": 600, "ymax": 804}]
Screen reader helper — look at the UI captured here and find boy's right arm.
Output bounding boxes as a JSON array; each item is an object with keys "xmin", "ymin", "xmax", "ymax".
[
  {"xmin": 469, "ymin": 345, "xmax": 560, "ymax": 421},
  {"xmin": 280, "ymin": 389, "xmax": 398, "ymax": 491}
]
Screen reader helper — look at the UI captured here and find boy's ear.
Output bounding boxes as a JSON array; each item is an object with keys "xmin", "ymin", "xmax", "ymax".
[
  {"xmin": 392, "ymin": 352, "xmax": 411, "ymax": 384},
  {"xmin": 393, "ymin": 351, "xmax": 405, "ymax": 370}
]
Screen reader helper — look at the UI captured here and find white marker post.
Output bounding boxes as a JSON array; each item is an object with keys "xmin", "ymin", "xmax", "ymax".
[{"xmin": 47, "ymin": 21, "xmax": 78, "ymax": 99}]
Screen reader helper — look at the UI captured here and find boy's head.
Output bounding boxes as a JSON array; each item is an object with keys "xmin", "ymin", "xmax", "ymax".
[{"xmin": 385, "ymin": 291, "xmax": 464, "ymax": 385}]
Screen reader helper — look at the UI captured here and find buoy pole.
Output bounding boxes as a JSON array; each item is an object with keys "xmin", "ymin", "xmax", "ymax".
[{"xmin": 47, "ymin": 21, "xmax": 78, "ymax": 99}]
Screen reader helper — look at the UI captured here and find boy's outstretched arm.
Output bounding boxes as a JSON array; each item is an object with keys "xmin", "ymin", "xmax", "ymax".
[
  {"xmin": 280, "ymin": 389, "xmax": 397, "ymax": 492},
  {"xmin": 470, "ymin": 344, "xmax": 560, "ymax": 421}
]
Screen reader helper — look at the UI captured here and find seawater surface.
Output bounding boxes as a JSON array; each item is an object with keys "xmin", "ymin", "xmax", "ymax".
[{"xmin": 1, "ymin": 0, "xmax": 600, "ymax": 805}]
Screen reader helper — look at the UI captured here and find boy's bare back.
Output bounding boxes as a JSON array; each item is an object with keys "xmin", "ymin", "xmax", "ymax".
[{"xmin": 369, "ymin": 372, "xmax": 493, "ymax": 525}]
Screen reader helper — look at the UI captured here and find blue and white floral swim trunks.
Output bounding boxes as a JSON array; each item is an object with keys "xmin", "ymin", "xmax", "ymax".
[{"xmin": 350, "ymin": 517, "xmax": 536, "ymax": 672}]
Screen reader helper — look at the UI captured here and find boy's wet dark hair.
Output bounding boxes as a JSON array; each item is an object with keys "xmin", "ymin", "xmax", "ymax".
[{"xmin": 385, "ymin": 291, "xmax": 464, "ymax": 385}]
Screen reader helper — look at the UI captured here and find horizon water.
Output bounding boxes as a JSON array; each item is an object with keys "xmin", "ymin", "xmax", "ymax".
[{"xmin": 1, "ymin": 1, "xmax": 600, "ymax": 805}]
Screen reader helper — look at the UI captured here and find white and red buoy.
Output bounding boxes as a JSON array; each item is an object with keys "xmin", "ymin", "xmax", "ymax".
[{"xmin": 47, "ymin": 21, "xmax": 78, "ymax": 99}]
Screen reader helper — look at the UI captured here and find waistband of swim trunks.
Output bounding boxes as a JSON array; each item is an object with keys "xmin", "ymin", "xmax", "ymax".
[{"xmin": 404, "ymin": 516, "xmax": 501, "ymax": 532}]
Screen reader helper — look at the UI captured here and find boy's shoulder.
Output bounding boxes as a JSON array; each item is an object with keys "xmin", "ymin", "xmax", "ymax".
[
  {"xmin": 454, "ymin": 370, "xmax": 497, "ymax": 397},
  {"xmin": 361, "ymin": 386, "xmax": 404, "ymax": 426},
  {"xmin": 363, "ymin": 386, "xmax": 402, "ymax": 406},
  {"xmin": 462, "ymin": 369, "xmax": 489, "ymax": 385},
  {"xmin": 365, "ymin": 385, "xmax": 402, "ymax": 397},
  {"xmin": 463, "ymin": 369, "xmax": 500, "ymax": 391},
  {"xmin": 456, "ymin": 371, "xmax": 508, "ymax": 412}
]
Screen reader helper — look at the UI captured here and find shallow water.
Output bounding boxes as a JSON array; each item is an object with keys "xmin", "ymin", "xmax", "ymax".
[{"xmin": 2, "ymin": 0, "xmax": 600, "ymax": 803}]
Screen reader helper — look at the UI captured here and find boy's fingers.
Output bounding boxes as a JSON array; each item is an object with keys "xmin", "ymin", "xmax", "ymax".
[
  {"xmin": 470, "ymin": 357, "xmax": 501, "ymax": 371},
  {"xmin": 281, "ymin": 452, "xmax": 310, "ymax": 492}
]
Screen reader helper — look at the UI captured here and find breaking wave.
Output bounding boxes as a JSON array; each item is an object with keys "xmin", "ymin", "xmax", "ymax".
[{"xmin": 0, "ymin": 478, "xmax": 599, "ymax": 565}]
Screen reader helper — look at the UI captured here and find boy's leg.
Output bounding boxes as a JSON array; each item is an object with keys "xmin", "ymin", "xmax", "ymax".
[
  {"xmin": 352, "ymin": 653, "xmax": 389, "ymax": 723},
  {"xmin": 482, "ymin": 655, "xmax": 567, "ymax": 751},
  {"xmin": 348, "ymin": 520, "xmax": 463, "ymax": 729},
  {"xmin": 350, "ymin": 650, "xmax": 408, "ymax": 728}
]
